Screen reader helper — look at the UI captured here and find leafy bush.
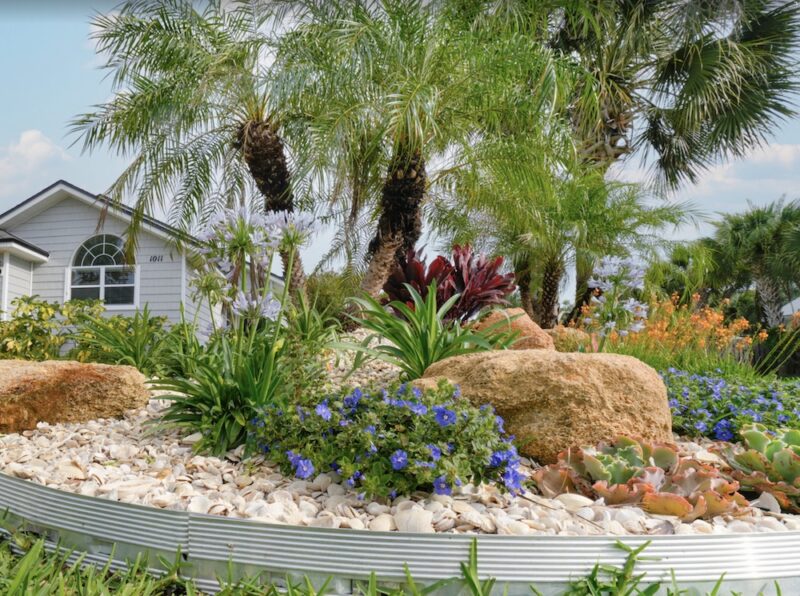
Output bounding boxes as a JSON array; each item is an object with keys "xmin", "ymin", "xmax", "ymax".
[
  {"xmin": 69, "ymin": 305, "xmax": 171, "ymax": 376},
  {"xmin": 306, "ymin": 269, "xmax": 362, "ymax": 322},
  {"xmin": 663, "ymin": 368, "xmax": 800, "ymax": 440},
  {"xmin": 248, "ymin": 380, "xmax": 523, "ymax": 498},
  {"xmin": 340, "ymin": 283, "xmax": 516, "ymax": 380},
  {"xmin": 721, "ymin": 424, "xmax": 800, "ymax": 512},
  {"xmin": 157, "ymin": 207, "xmax": 318, "ymax": 454},
  {"xmin": 384, "ymin": 245, "xmax": 515, "ymax": 323},
  {"xmin": 533, "ymin": 436, "xmax": 748, "ymax": 521},
  {"xmin": 0, "ymin": 296, "xmax": 103, "ymax": 360}
]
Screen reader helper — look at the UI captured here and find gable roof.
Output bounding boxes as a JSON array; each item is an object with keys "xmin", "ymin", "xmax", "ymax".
[
  {"xmin": 0, "ymin": 180, "xmax": 199, "ymax": 247},
  {"xmin": 0, "ymin": 180, "xmax": 284, "ymax": 283}
]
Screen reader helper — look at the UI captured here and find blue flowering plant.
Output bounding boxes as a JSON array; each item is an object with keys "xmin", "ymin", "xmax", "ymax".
[
  {"xmin": 582, "ymin": 256, "xmax": 648, "ymax": 352},
  {"xmin": 157, "ymin": 208, "xmax": 320, "ymax": 455},
  {"xmin": 247, "ymin": 380, "xmax": 525, "ymax": 498},
  {"xmin": 663, "ymin": 368, "xmax": 800, "ymax": 441}
]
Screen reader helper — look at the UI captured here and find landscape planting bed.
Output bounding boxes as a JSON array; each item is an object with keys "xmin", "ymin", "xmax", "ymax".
[{"xmin": 1, "ymin": 472, "xmax": 799, "ymax": 595}]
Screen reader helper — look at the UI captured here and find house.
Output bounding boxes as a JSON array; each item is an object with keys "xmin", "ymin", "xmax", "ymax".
[
  {"xmin": 0, "ymin": 180, "xmax": 230, "ymax": 330},
  {"xmin": 782, "ymin": 297, "xmax": 800, "ymax": 322}
]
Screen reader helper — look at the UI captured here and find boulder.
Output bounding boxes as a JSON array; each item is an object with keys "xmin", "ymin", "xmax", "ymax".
[
  {"xmin": 419, "ymin": 350, "xmax": 671, "ymax": 464},
  {"xmin": 0, "ymin": 360, "xmax": 149, "ymax": 433},
  {"xmin": 544, "ymin": 325, "xmax": 591, "ymax": 352},
  {"xmin": 474, "ymin": 308, "xmax": 554, "ymax": 350}
]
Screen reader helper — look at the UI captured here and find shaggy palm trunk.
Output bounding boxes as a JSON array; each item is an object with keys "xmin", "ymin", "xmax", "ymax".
[
  {"xmin": 567, "ymin": 252, "xmax": 594, "ymax": 322},
  {"xmin": 360, "ymin": 150, "xmax": 426, "ymax": 297},
  {"xmin": 755, "ymin": 275, "xmax": 785, "ymax": 328},
  {"xmin": 533, "ymin": 259, "xmax": 564, "ymax": 329},
  {"xmin": 236, "ymin": 119, "xmax": 306, "ymax": 298},
  {"xmin": 514, "ymin": 261, "xmax": 534, "ymax": 319}
]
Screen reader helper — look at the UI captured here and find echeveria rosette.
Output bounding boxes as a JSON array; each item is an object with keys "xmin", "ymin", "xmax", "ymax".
[
  {"xmin": 663, "ymin": 368, "xmax": 800, "ymax": 440},
  {"xmin": 246, "ymin": 380, "xmax": 524, "ymax": 499}
]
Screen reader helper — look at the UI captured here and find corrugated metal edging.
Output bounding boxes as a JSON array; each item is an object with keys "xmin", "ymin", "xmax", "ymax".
[
  {"xmin": 2, "ymin": 472, "xmax": 800, "ymax": 594},
  {"xmin": 187, "ymin": 514, "xmax": 800, "ymax": 582},
  {"xmin": 0, "ymin": 473, "xmax": 189, "ymax": 552}
]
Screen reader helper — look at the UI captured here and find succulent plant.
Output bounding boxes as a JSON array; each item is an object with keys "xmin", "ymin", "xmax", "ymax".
[
  {"xmin": 383, "ymin": 245, "xmax": 515, "ymax": 323},
  {"xmin": 721, "ymin": 424, "xmax": 800, "ymax": 512},
  {"xmin": 533, "ymin": 436, "xmax": 748, "ymax": 521}
]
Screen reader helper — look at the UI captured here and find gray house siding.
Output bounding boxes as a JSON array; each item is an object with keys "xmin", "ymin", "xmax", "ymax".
[
  {"xmin": 6, "ymin": 254, "xmax": 32, "ymax": 306},
  {"xmin": 7, "ymin": 197, "xmax": 185, "ymax": 323}
]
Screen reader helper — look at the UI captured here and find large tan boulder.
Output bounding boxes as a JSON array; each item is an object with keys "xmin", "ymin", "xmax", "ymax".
[
  {"xmin": 475, "ymin": 308, "xmax": 554, "ymax": 350},
  {"xmin": 0, "ymin": 360, "xmax": 149, "ymax": 433},
  {"xmin": 544, "ymin": 325, "xmax": 591, "ymax": 352},
  {"xmin": 419, "ymin": 350, "xmax": 671, "ymax": 464}
]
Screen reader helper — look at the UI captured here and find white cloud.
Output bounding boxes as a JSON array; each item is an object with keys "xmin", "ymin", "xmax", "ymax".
[
  {"xmin": 0, "ymin": 130, "xmax": 70, "ymax": 200},
  {"xmin": 746, "ymin": 143, "xmax": 800, "ymax": 168}
]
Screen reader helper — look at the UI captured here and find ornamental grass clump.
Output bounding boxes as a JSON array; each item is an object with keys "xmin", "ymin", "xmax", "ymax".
[
  {"xmin": 663, "ymin": 368, "xmax": 800, "ymax": 440},
  {"xmin": 247, "ymin": 380, "xmax": 524, "ymax": 498},
  {"xmin": 721, "ymin": 424, "xmax": 800, "ymax": 512},
  {"xmin": 533, "ymin": 437, "xmax": 749, "ymax": 521}
]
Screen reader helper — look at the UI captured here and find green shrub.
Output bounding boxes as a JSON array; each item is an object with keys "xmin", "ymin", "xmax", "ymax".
[
  {"xmin": 306, "ymin": 269, "xmax": 362, "ymax": 322},
  {"xmin": 247, "ymin": 380, "xmax": 523, "ymax": 498},
  {"xmin": 338, "ymin": 283, "xmax": 516, "ymax": 380},
  {"xmin": 0, "ymin": 296, "xmax": 103, "ymax": 360}
]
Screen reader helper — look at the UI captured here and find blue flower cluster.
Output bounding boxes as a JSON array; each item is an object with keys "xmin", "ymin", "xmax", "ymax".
[
  {"xmin": 247, "ymin": 381, "xmax": 525, "ymax": 499},
  {"xmin": 662, "ymin": 368, "xmax": 800, "ymax": 440}
]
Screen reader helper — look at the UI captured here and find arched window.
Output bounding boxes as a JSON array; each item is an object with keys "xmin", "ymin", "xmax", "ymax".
[{"xmin": 70, "ymin": 235, "xmax": 136, "ymax": 305}]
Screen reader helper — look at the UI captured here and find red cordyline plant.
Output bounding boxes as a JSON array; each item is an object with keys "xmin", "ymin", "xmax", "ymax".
[{"xmin": 383, "ymin": 245, "xmax": 516, "ymax": 322}]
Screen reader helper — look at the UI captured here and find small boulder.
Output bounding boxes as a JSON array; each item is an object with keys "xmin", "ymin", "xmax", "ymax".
[
  {"xmin": 474, "ymin": 308, "xmax": 554, "ymax": 350},
  {"xmin": 420, "ymin": 350, "xmax": 671, "ymax": 464},
  {"xmin": 0, "ymin": 360, "xmax": 149, "ymax": 433},
  {"xmin": 544, "ymin": 325, "xmax": 591, "ymax": 352}
]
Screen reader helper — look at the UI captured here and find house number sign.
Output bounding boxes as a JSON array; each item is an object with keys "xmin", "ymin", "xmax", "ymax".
[{"xmin": 149, "ymin": 255, "xmax": 164, "ymax": 262}]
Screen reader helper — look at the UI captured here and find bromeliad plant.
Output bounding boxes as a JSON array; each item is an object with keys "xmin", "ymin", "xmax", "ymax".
[
  {"xmin": 721, "ymin": 424, "xmax": 800, "ymax": 513},
  {"xmin": 247, "ymin": 380, "xmax": 524, "ymax": 498},
  {"xmin": 157, "ymin": 207, "xmax": 315, "ymax": 455},
  {"xmin": 340, "ymin": 282, "xmax": 517, "ymax": 380},
  {"xmin": 533, "ymin": 437, "xmax": 748, "ymax": 521},
  {"xmin": 383, "ymin": 245, "xmax": 515, "ymax": 323}
]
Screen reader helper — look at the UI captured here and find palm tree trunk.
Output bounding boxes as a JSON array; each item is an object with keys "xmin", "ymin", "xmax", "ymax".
[
  {"xmin": 514, "ymin": 260, "xmax": 534, "ymax": 318},
  {"xmin": 236, "ymin": 119, "xmax": 307, "ymax": 299},
  {"xmin": 755, "ymin": 275, "xmax": 785, "ymax": 328},
  {"xmin": 360, "ymin": 150, "xmax": 426, "ymax": 297},
  {"xmin": 533, "ymin": 258, "xmax": 564, "ymax": 329},
  {"xmin": 565, "ymin": 251, "xmax": 594, "ymax": 322}
]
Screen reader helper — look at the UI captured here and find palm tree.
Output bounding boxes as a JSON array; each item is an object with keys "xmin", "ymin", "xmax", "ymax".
[
  {"xmin": 277, "ymin": 0, "xmax": 567, "ymax": 296},
  {"xmin": 545, "ymin": 0, "xmax": 800, "ymax": 315},
  {"xmin": 433, "ymin": 136, "xmax": 691, "ymax": 327},
  {"xmin": 713, "ymin": 200, "xmax": 800, "ymax": 327},
  {"xmin": 70, "ymin": 0, "xmax": 307, "ymax": 294}
]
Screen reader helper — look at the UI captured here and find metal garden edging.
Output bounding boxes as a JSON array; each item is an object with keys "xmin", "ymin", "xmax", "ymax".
[{"xmin": 0, "ymin": 471, "xmax": 797, "ymax": 595}]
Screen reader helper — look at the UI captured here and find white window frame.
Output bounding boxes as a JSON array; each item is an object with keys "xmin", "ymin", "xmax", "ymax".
[{"xmin": 65, "ymin": 264, "xmax": 141, "ymax": 310}]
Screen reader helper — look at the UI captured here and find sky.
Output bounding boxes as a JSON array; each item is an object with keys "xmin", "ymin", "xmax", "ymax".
[{"xmin": 1, "ymin": 3, "xmax": 800, "ymax": 272}]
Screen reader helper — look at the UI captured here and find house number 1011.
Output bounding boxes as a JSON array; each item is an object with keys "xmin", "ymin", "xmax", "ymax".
[{"xmin": 149, "ymin": 255, "xmax": 164, "ymax": 263}]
